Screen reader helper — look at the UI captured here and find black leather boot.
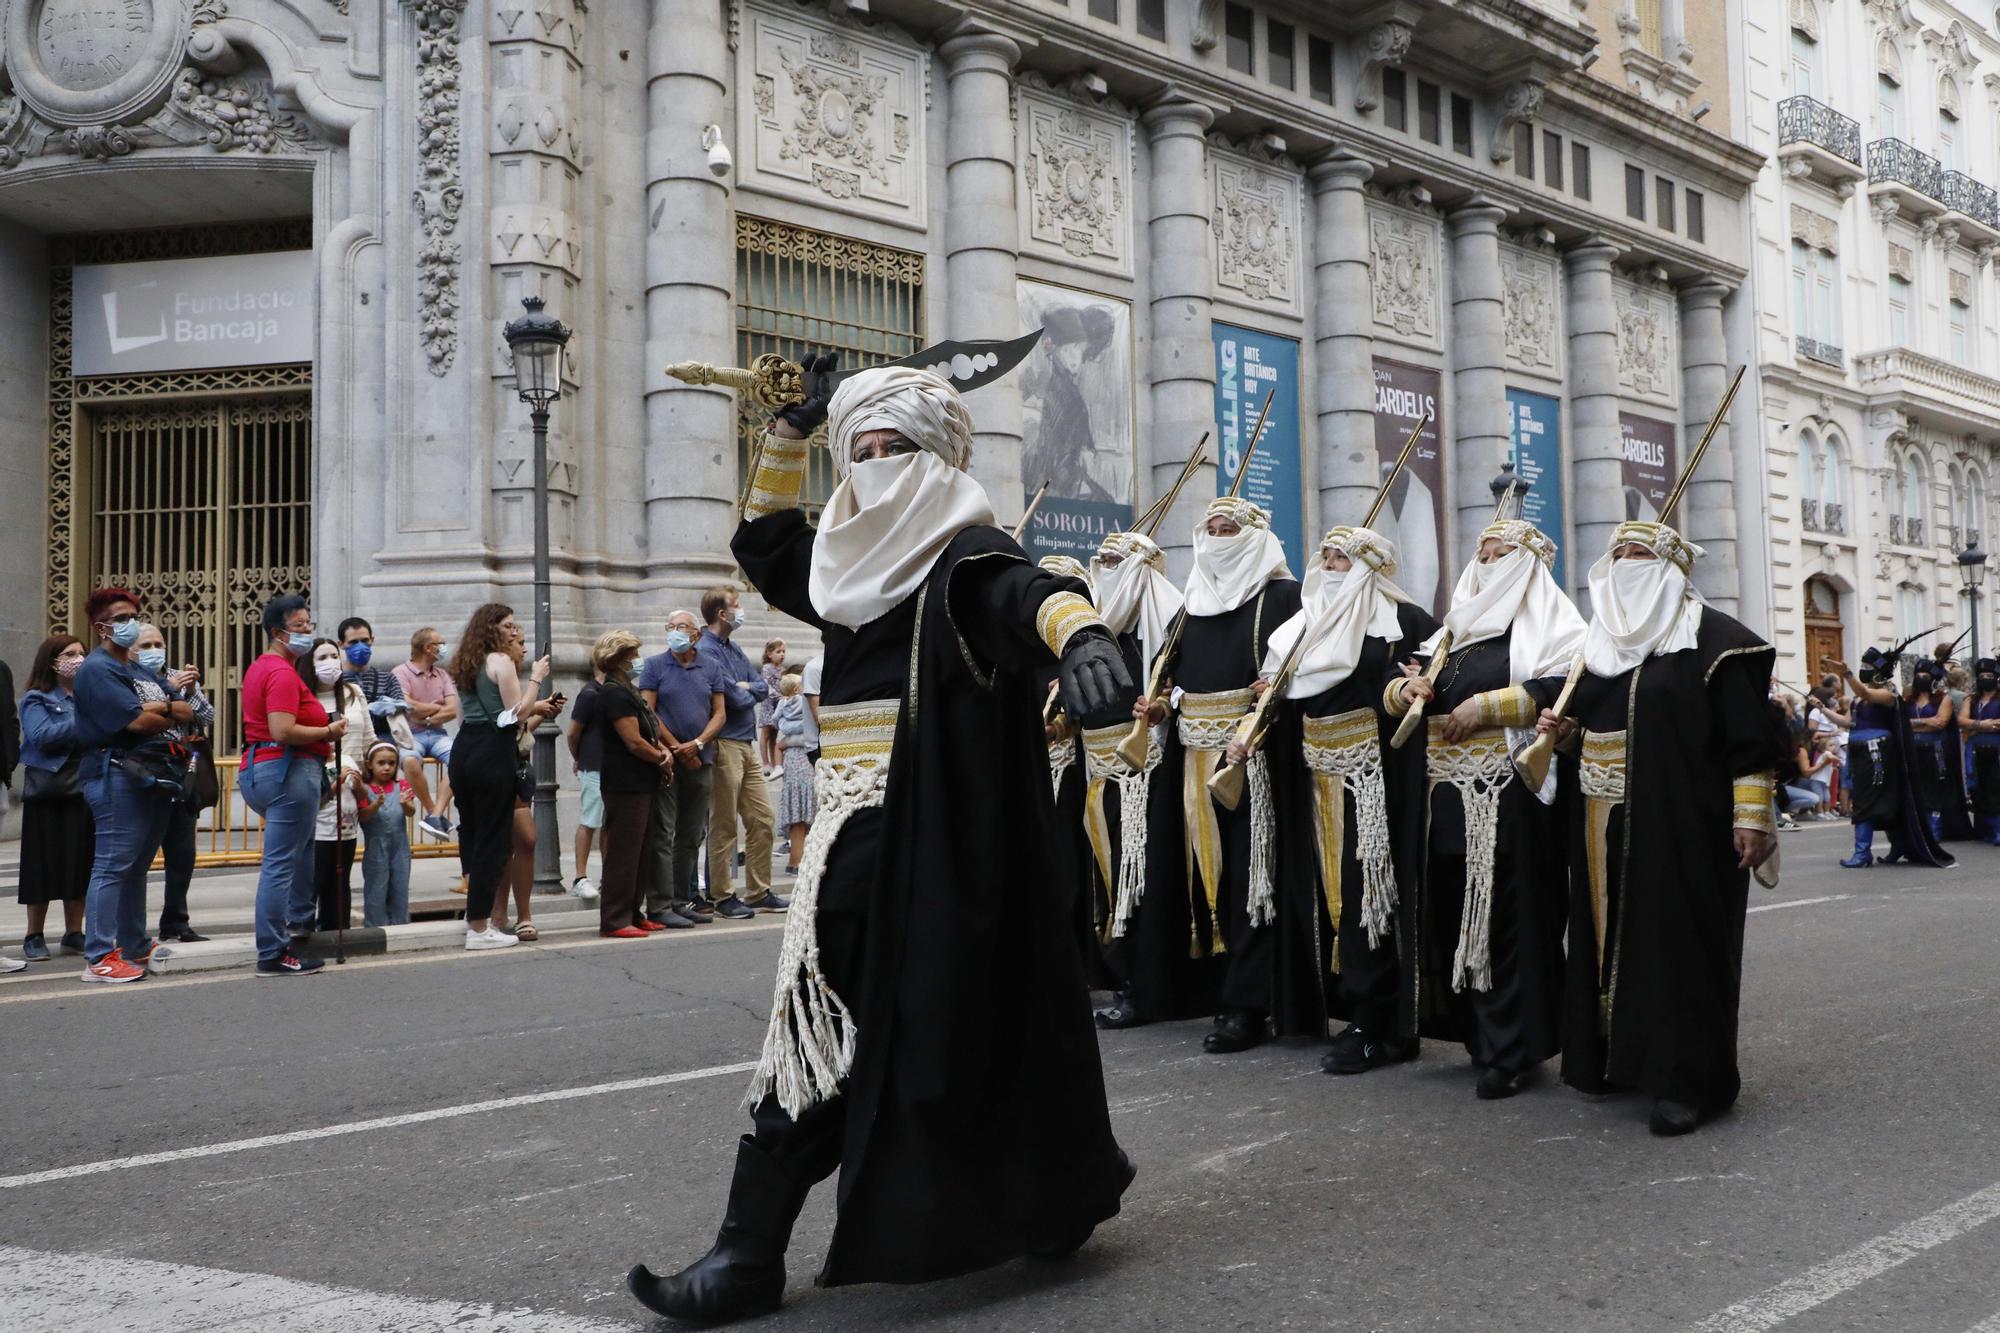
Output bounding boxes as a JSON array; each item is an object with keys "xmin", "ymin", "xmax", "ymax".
[
  {"xmin": 1202, "ymin": 1009, "xmax": 1268, "ymax": 1054},
  {"xmin": 628, "ymin": 1135, "xmax": 807, "ymax": 1323}
]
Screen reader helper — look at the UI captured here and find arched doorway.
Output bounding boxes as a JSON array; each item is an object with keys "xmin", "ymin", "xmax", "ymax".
[{"xmin": 1804, "ymin": 576, "xmax": 1844, "ymax": 680}]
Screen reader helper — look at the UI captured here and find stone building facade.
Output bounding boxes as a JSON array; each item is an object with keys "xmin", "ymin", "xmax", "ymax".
[{"xmin": 0, "ymin": 0, "xmax": 1763, "ymax": 759}]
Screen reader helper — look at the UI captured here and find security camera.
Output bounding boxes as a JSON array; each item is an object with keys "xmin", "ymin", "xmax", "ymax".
[{"xmin": 703, "ymin": 124, "xmax": 732, "ymax": 178}]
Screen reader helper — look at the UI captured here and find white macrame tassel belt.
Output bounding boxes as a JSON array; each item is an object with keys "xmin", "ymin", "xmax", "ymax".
[
  {"xmin": 1083, "ymin": 722, "xmax": 1161, "ymax": 937},
  {"xmin": 1426, "ymin": 721, "xmax": 1514, "ymax": 993},
  {"xmin": 1302, "ymin": 707, "xmax": 1398, "ymax": 950}
]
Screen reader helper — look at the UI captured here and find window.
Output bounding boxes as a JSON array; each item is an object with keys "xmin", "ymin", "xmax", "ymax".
[
  {"xmin": 1383, "ymin": 68, "xmax": 1408, "ymax": 131},
  {"xmin": 1626, "ymin": 164, "xmax": 1647, "ymax": 220},
  {"xmin": 1801, "ymin": 429, "xmax": 1823, "ymax": 521},
  {"xmin": 1544, "ymin": 131, "xmax": 1564, "ymax": 189},
  {"xmin": 1791, "ymin": 238, "xmax": 1840, "ymax": 350},
  {"xmin": 1267, "ymin": 20, "xmax": 1294, "ymax": 89},
  {"xmin": 1686, "ymin": 189, "xmax": 1705, "ymax": 242},
  {"xmin": 1418, "ymin": 80, "xmax": 1441, "ymax": 145},
  {"xmin": 1137, "ymin": 0, "xmax": 1166, "ymax": 39},
  {"xmin": 1790, "ymin": 26, "xmax": 1817, "ymax": 99},
  {"xmin": 1572, "ymin": 142, "xmax": 1592, "ymax": 200},
  {"xmin": 1656, "ymin": 177, "xmax": 1676, "ymax": 231},
  {"xmin": 1224, "ymin": 3, "xmax": 1254, "ymax": 74},
  {"xmin": 1951, "ymin": 298, "xmax": 1970, "ymax": 365},
  {"xmin": 1939, "ymin": 109, "xmax": 1958, "ymax": 172},
  {"xmin": 1451, "ymin": 94, "xmax": 1474, "ymax": 156},
  {"xmin": 1514, "ymin": 123, "xmax": 1534, "ymax": 179},
  {"xmin": 1898, "ymin": 454, "xmax": 1927, "ymax": 546},
  {"xmin": 1087, "ymin": 0, "xmax": 1116, "ymax": 20},
  {"xmin": 1889, "ymin": 274, "xmax": 1911, "ymax": 347},
  {"xmin": 1897, "ymin": 582, "xmax": 1925, "ymax": 639},
  {"xmin": 1877, "ymin": 73, "xmax": 1901, "ymax": 139},
  {"xmin": 1308, "ymin": 36, "xmax": 1333, "ymax": 104}
]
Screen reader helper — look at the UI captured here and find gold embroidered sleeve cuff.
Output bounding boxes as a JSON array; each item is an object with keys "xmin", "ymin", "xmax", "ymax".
[
  {"xmin": 1733, "ymin": 770, "xmax": 1777, "ymax": 834},
  {"xmin": 1383, "ymin": 677, "xmax": 1414, "ymax": 717},
  {"xmin": 1036, "ymin": 591, "xmax": 1105, "ymax": 658},
  {"xmin": 742, "ymin": 432, "xmax": 810, "ymax": 520},
  {"xmin": 1473, "ymin": 685, "xmax": 1537, "ymax": 730}
]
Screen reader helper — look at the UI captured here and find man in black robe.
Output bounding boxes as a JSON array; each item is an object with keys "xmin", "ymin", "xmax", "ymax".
[
  {"xmin": 1534, "ymin": 520, "xmax": 1786, "ymax": 1136},
  {"xmin": 628, "ymin": 364, "xmax": 1136, "ymax": 1322}
]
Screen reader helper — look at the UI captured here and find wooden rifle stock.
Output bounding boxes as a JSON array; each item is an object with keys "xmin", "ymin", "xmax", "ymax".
[
  {"xmin": 1513, "ymin": 654, "xmax": 1584, "ymax": 791},
  {"xmin": 1389, "ymin": 630, "xmax": 1452, "ymax": 750}
]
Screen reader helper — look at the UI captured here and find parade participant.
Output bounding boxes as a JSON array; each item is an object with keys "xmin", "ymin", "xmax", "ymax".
[
  {"xmin": 628, "ymin": 361, "xmax": 1135, "ymax": 1322},
  {"xmin": 1247, "ymin": 525, "xmax": 1436, "ymax": 1069},
  {"xmin": 1907, "ymin": 657, "xmax": 1970, "ymax": 841},
  {"xmin": 1962, "ymin": 658, "xmax": 2000, "ymax": 843},
  {"xmin": 1115, "ymin": 497, "xmax": 1300, "ymax": 1052},
  {"xmin": 1535, "ymin": 521, "xmax": 1786, "ymax": 1136},
  {"xmin": 1388, "ymin": 515, "xmax": 1586, "ymax": 1098},
  {"xmin": 1826, "ymin": 647, "xmax": 1951, "ymax": 868}
]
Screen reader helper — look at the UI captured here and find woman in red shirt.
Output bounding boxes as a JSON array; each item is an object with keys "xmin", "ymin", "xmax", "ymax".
[{"xmin": 238, "ymin": 594, "xmax": 348, "ymax": 977}]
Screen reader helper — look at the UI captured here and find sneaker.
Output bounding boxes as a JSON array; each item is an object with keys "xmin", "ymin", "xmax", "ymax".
[
  {"xmin": 746, "ymin": 891, "xmax": 790, "ymax": 914},
  {"xmin": 713, "ymin": 897, "xmax": 756, "ymax": 921},
  {"xmin": 20, "ymin": 933, "xmax": 49, "ymax": 961},
  {"xmin": 1320, "ymin": 1023, "xmax": 1419, "ymax": 1075},
  {"xmin": 58, "ymin": 932, "xmax": 86, "ymax": 955},
  {"xmin": 1, "ymin": 955, "xmax": 25, "ymax": 974},
  {"xmin": 465, "ymin": 926, "xmax": 519, "ymax": 951},
  {"xmin": 255, "ymin": 952, "xmax": 325, "ymax": 978},
  {"xmin": 570, "ymin": 876, "xmax": 600, "ymax": 902},
  {"xmin": 655, "ymin": 910, "xmax": 697, "ymax": 929},
  {"xmin": 689, "ymin": 895, "xmax": 721, "ymax": 915},
  {"xmin": 420, "ymin": 813, "xmax": 455, "ymax": 839},
  {"xmin": 673, "ymin": 900, "xmax": 714, "ymax": 924},
  {"xmin": 80, "ymin": 951, "xmax": 145, "ymax": 984}
]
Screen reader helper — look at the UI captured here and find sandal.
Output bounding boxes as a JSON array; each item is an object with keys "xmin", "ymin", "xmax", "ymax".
[{"xmin": 515, "ymin": 922, "xmax": 539, "ymax": 942}]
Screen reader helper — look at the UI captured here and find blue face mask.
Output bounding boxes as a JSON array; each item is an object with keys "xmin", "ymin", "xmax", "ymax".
[
  {"xmin": 345, "ymin": 642, "xmax": 372, "ymax": 667},
  {"xmin": 665, "ymin": 630, "xmax": 693, "ymax": 654},
  {"xmin": 136, "ymin": 648, "xmax": 167, "ymax": 673},
  {"xmin": 286, "ymin": 632, "xmax": 315, "ymax": 657},
  {"xmin": 108, "ymin": 619, "xmax": 143, "ymax": 649}
]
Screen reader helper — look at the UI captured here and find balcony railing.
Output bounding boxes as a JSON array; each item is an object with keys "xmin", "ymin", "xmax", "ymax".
[
  {"xmin": 1797, "ymin": 335, "xmax": 1844, "ymax": 367},
  {"xmin": 1868, "ymin": 137, "xmax": 1943, "ymax": 201},
  {"xmin": 1941, "ymin": 171, "xmax": 2000, "ymax": 228},
  {"xmin": 1779, "ymin": 95, "xmax": 1862, "ymax": 165}
]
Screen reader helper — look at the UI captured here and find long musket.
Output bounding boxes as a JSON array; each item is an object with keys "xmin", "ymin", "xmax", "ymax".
[
  {"xmin": 1114, "ymin": 390, "xmax": 1276, "ymax": 770},
  {"xmin": 1131, "ymin": 434, "xmax": 1212, "ymax": 537},
  {"xmin": 1515, "ymin": 365, "xmax": 1746, "ymax": 790},
  {"xmin": 1207, "ymin": 410, "xmax": 1429, "ymax": 809},
  {"xmin": 1014, "ymin": 478, "xmax": 1052, "ymax": 543},
  {"xmin": 1387, "ymin": 477, "xmax": 1522, "ymax": 750}
]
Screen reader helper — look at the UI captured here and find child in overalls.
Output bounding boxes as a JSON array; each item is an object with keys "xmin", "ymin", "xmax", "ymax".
[{"xmin": 360, "ymin": 741, "xmax": 414, "ymax": 927}]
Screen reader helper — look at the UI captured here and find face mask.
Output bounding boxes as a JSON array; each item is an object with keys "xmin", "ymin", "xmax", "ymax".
[
  {"xmin": 136, "ymin": 649, "xmax": 167, "ymax": 673},
  {"xmin": 731, "ymin": 609, "xmax": 746, "ymax": 629},
  {"xmin": 55, "ymin": 655, "xmax": 81, "ymax": 680},
  {"xmin": 847, "ymin": 452, "xmax": 921, "ymax": 510},
  {"xmin": 666, "ymin": 630, "xmax": 694, "ymax": 654},
  {"xmin": 1981, "ymin": 676, "xmax": 1998, "ymax": 692},
  {"xmin": 107, "ymin": 619, "xmax": 143, "ymax": 649},
  {"xmin": 315, "ymin": 659, "xmax": 343, "ymax": 685},
  {"xmin": 345, "ymin": 642, "xmax": 372, "ymax": 667},
  {"xmin": 286, "ymin": 632, "xmax": 315, "ymax": 656},
  {"xmin": 432, "ymin": 643, "xmax": 447, "ymax": 660}
]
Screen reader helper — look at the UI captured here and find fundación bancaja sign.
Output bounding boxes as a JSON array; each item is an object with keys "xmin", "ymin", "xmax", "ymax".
[{"xmin": 70, "ymin": 250, "xmax": 316, "ymax": 376}]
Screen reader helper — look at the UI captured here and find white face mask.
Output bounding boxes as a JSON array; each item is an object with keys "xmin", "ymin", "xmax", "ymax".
[
  {"xmin": 1607, "ymin": 557, "xmax": 1665, "ymax": 609},
  {"xmin": 847, "ymin": 452, "xmax": 921, "ymax": 510},
  {"xmin": 315, "ymin": 658, "xmax": 343, "ymax": 685}
]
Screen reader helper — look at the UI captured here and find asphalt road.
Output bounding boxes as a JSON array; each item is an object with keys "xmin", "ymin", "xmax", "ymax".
[{"xmin": 3, "ymin": 822, "xmax": 1997, "ymax": 1332}]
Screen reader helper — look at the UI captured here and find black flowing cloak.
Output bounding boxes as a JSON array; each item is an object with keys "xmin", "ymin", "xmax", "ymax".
[
  {"xmin": 1559, "ymin": 608, "xmax": 1788, "ymax": 1112},
  {"xmin": 1124, "ymin": 580, "xmax": 1301, "ymax": 1021},
  {"xmin": 1268, "ymin": 600, "xmax": 1438, "ymax": 1041},
  {"xmin": 1908, "ymin": 701, "xmax": 1974, "ymax": 841},
  {"xmin": 734, "ymin": 513, "xmax": 1130, "ymax": 1286},
  {"xmin": 1401, "ymin": 631, "xmax": 1570, "ymax": 1071}
]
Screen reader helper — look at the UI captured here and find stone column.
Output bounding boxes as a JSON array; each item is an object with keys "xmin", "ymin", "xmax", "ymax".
[
  {"xmin": 1679, "ymin": 277, "xmax": 1738, "ymax": 611},
  {"xmin": 1448, "ymin": 198, "xmax": 1509, "ymax": 559},
  {"xmin": 642, "ymin": 0, "xmax": 738, "ymax": 596},
  {"xmin": 1309, "ymin": 151, "xmax": 1378, "ymax": 530},
  {"xmin": 1566, "ymin": 238, "xmax": 1623, "ymax": 600},
  {"xmin": 940, "ymin": 31, "xmax": 1025, "ymax": 520},
  {"xmin": 1143, "ymin": 99, "xmax": 1216, "ymax": 574}
]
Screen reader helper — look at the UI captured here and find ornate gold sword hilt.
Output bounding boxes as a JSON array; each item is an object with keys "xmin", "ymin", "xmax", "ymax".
[{"xmin": 664, "ymin": 352, "xmax": 806, "ymax": 416}]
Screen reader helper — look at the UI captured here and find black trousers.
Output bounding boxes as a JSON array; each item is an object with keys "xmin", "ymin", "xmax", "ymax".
[
  {"xmin": 158, "ymin": 802, "xmax": 199, "ymax": 936},
  {"xmin": 315, "ymin": 837, "xmax": 357, "ymax": 930},
  {"xmin": 451, "ymin": 721, "xmax": 520, "ymax": 921},
  {"xmin": 1211, "ymin": 794, "xmax": 1272, "ymax": 1017},
  {"xmin": 1336, "ymin": 785, "xmax": 1402, "ymax": 1036}
]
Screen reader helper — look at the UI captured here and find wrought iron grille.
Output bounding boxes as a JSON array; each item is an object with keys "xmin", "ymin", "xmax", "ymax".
[
  {"xmin": 1797, "ymin": 335, "xmax": 1844, "ymax": 367},
  {"xmin": 1941, "ymin": 171, "xmax": 2000, "ymax": 227},
  {"xmin": 1778, "ymin": 95, "xmax": 1862, "ymax": 165},
  {"xmin": 734, "ymin": 215, "xmax": 926, "ymax": 514},
  {"xmin": 1868, "ymin": 137, "xmax": 1943, "ymax": 200}
]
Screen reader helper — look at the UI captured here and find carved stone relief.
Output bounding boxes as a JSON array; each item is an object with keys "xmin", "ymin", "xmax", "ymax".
[
  {"xmin": 737, "ymin": 0, "xmax": 926, "ymax": 227},
  {"xmin": 1950, "ymin": 268, "xmax": 1971, "ymax": 303},
  {"xmin": 1210, "ymin": 147, "xmax": 1300, "ymax": 314},
  {"xmin": 1017, "ymin": 84, "xmax": 1132, "ymax": 276},
  {"xmin": 1500, "ymin": 244, "xmax": 1560, "ymax": 374},
  {"xmin": 1367, "ymin": 201, "xmax": 1440, "ymax": 346},
  {"xmin": 1887, "ymin": 241, "xmax": 1914, "ymax": 280},
  {"xmin": 409, "ymin": 0, "xmax": 469, "ymax": 376},
  {"xmin": 1614, "ymin": 277, "xmax": 1677, "ymax": 403},
  {"xmin": 1790, "ymin": 203, "xmax": 1839, "ymax": 255}
]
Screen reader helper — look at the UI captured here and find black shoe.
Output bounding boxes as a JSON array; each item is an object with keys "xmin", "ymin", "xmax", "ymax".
[
  {"xmin": 167, "ymin": 928, "xmax": 209, "ymax": 944},
  {"xmin": 1475, "ymin": 1066, "xmax": 1526, "ymax": 1101},
  {"xmin": 58, "ymin": 932, "xmax": 86, "ymax": 955},
  {"xmin": 713, "ymin": 898, "xmax": 756, "ymax": 921},
  {"xmin": 1648, "ymin": 1098, "xmax": 1702, "ymax": 1137},
  {"xmin": 746, "ymin": 891, "xmax": 789, "ymax": 913},
  {"xmin": 1093, "ymin": 995, "xmax": 1150, "ymax": 1030},
  {"xmin": 673, "ymin": 900, "xmax": 715, "ymax": 924},
  {"xmin": 628, "ymin": 1136, "xmax": 805, "ymax": 1323},
  {"xmin": 648, "ymin": 910, "xmax": 697, "ymax": 930},
  {"xmin": 1202, "ymin": 1010, "xmax": 1268, "ymax": 1054},
  {"xmin": 689, "ymin": 895, "xmax": 721, "ymax": 914},
  {"xmin": 1320, "ymin": 1024, "xmax": 1419, "ymax": 1075},
  {"xmin": 256, "ymin": 952, "xmax": 325, "ymax": 979}
]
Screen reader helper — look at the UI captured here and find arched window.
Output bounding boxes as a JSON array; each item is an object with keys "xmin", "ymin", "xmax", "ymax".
[
  {"xmin": 1896, "ymin": 452, "xmax": 1927, "ymax": 546},
  {"xmin": 1790, "ymin": 0, "xmax": 1820, "ymax": 97},
  {"xmin": 1961, "ymin": 467, "xmax": 1987, "ymax": 550},
  {"xmin": 1877, "ymin": 37, "xmax": 1905, "ymax": 137},
  {"xmin": 1897, "ymin": 581, "xmax": 1927, "ymax": 642},
  {"xmin": 1820, "ymin": 433, "xmax": 1846, "ymax": 533},
  {"xmin": 1800, "ymin": 428, "xmax": 1822, "ymax": 530}
]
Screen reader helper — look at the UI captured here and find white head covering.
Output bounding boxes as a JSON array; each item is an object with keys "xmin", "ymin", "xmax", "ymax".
[
  {"xmin": 1580, "ymin": 521, "xmax": 1705, "ymax": 677},
  {"xmin": 1091, "ymin": 531, "xmax": 1183, "ymax": 674},
  {"xmin": 1263, "ymin": 526, "xmax": 1412, "ymax": 700},
  {"xmin": 808, "ymin": 367, "xmax": 996, "ymax": 629},
  {"xmin": 1418, "ymin": 520, "xmax": 1587, "ymax": 683},
  {"xmin": 1185, "ymin": 497, "xmax": 1293, "ymax": 616}
]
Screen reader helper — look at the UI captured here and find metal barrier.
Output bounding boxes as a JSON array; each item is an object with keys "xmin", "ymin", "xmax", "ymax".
[{"xmin": 169, "ymin": 755, "xmax": 460, "ymax": 869}]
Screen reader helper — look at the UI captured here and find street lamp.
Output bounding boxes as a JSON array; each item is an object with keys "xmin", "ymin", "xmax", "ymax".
[
  {"xmin": 1959, "ymin": 538, "xmax": 1989, "ymax": 664},
  {"xmin": 502, "ymin": 294, "xmax": 572, "ymax": 895}
]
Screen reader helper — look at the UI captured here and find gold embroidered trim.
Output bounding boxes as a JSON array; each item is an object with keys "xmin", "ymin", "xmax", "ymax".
[
  {"xmin": 1473, "ymin": 685, "xmax": 1537, "ymax": 729},
  {"xmin": 817, "ymin": 700, "xmax": 900, "ymax": 761},
  {"xmin": 1301, "ymin": 707, "xmax": 1380, "ymax": 761},
  {"xmin": 1177, "ymin": 687, "xmax": 1255, "ymax": 752},
  {"xmin": 743, "ymin": 432, "xmax": 809, "ymax": 519},
  {"xmin": 1734, "ymin": 770, "xmax": 1777, "ymax": 833},
  {"xmin": 1036, "ymin": 591, "xmax": 1104, "ymax": 658},
  {"xmin": 1579, "ymin": 728, "xmax": 1628, "ymax": 802},
  {"xmin": 1383, "ymin": 676, "xmax": 1415, "ymax": 717}
]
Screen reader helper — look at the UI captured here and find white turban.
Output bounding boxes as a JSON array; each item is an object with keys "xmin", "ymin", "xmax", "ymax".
[{"xmin": 827, "ymin": 366, "xmax": 975, "ymax": 476}]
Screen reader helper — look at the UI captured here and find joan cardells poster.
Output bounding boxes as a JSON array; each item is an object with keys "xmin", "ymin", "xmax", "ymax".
[
  {"xmin": 1371, "ymin": 358, "xmax": 1448, "ymax": 615},
  {"xmin": 1618, "ymin": 413, "xmax": 1677, "ymax": 523}
]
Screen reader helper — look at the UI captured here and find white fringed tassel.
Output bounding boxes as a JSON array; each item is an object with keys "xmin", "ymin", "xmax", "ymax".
[
  {"xmin": 1111, "ymin": 767, "xmax": 1150, "ymax": 936},
  {"xmin": 1048, "ymin": 738, "xmax": 1076, "ymax": 802},
  {"xmin": 1449, "ymin": 774, "xmax": 1507, "ymax": 992},
  {"xmin": 1352, "ymin": 764, "xmax": 1398, "ymax": 950},
  {"xmin": 1247, "ymin": 750, "xmax": 1277, "ymax": 927}
]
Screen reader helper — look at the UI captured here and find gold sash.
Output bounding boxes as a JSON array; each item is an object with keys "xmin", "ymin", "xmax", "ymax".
[
  {"xmin": 1300, "ymin": 707, "xmax": 1388, "ymax": 963},
  {"xmin": 1177, "ymin": 687, "xmax": 1253, "ymax": 955}
]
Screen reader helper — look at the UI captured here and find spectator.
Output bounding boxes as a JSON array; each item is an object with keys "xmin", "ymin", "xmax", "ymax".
[
  {"xmin": 445, "ymin": 603, "xmax": 559, "ymax": 950},
  {"xmin": 339, "ymin": 618, "xmax": 452, "ymax": 837},
  {"xmin": 359, "ymin": 740, "xmax": 413, "ymax": 927},
  {"xmin": 591, "ymin": 629, "xmax": 681, "ymax": 936},
  {"xmin": 238, "ymin": 594, "xmax": 340, "ymax": 978},
  {"xmin": 392, "ymin": 626, "xmax": 460, "ymax": 837},
  {"xmin": 70, "ymin": 588, "xmax": 194, "ymax": 984},
  {"xmin": 773, "ymin": 668, "xmax": 815, "ymax": 875},
  {"xmin": 694, "ymin": 586, "xmax": 783, "ymax": 915},
  {"xmin": 16, "ymin": 636, "xmax": 91, "ymax": 962},
  {"xmin": 757, "ymin": 637, "xmax": 787, "ymax": 774},
  {"xmin": 801, "ymin": 652, "xmax": 823, "ymax": 764},
  {"xmin": 306, "ymin": 638, "xmax": 372, "ymax": 931},
  {"xmin": 638, "ymin": 610, "xmax": 726, "ymax": 921},
  {"xmin": 130, "ymin": 624, "xmax": 214, "ymax": 944},
  {"xmin": 566, "ymin": 666, "xmax": 607, "ymax": 902}
]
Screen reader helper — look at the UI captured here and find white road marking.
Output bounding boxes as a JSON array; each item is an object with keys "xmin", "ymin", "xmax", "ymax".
[
  {"xmin": 0, "ymin": 1060, "xmax": 755, "ymax": 1191},
  {"xmin": 1690, "ymin": 1179, "xmax": 2000, "ymax": 1332},
  {"xmin": 1747, "ymin": 894, "xmax": 1851, "ymax": 914},
  {"xmin": 1965, "ymin": 1313, "xmax": 2000, "ymax": 1333},
  {"xmin": 0, "ymin": 1243, "xmax": 645, "ymax": 1332}
]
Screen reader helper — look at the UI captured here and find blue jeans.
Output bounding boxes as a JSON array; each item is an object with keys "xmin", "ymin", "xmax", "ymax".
[
  {"xmin": 83, "ymin": 762, "xmax": 173, "ymax": 964},
  {"xmin": 239, "ymin": 750, "xmax": 323, "ymax": 962}
]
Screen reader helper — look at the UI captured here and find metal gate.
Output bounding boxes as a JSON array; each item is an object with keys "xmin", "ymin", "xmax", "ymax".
[{"xmin": 87, "ymin": 394, "xmax": 314, "ymax": 752}]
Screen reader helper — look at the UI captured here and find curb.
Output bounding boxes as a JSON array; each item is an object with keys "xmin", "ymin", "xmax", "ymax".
[{"xmin": 147, "ymin": 916, "xmax": 603, "ymax": 976}]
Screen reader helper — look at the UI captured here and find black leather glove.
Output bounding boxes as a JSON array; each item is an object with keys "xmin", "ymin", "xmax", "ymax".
[
  {"xmin": 774, "ymin": 351, "xmax": 839, "ymax": 436},
  {"xmin": 1058, "ymin": 629, "xmax": 1134, "ymax": 726}
]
